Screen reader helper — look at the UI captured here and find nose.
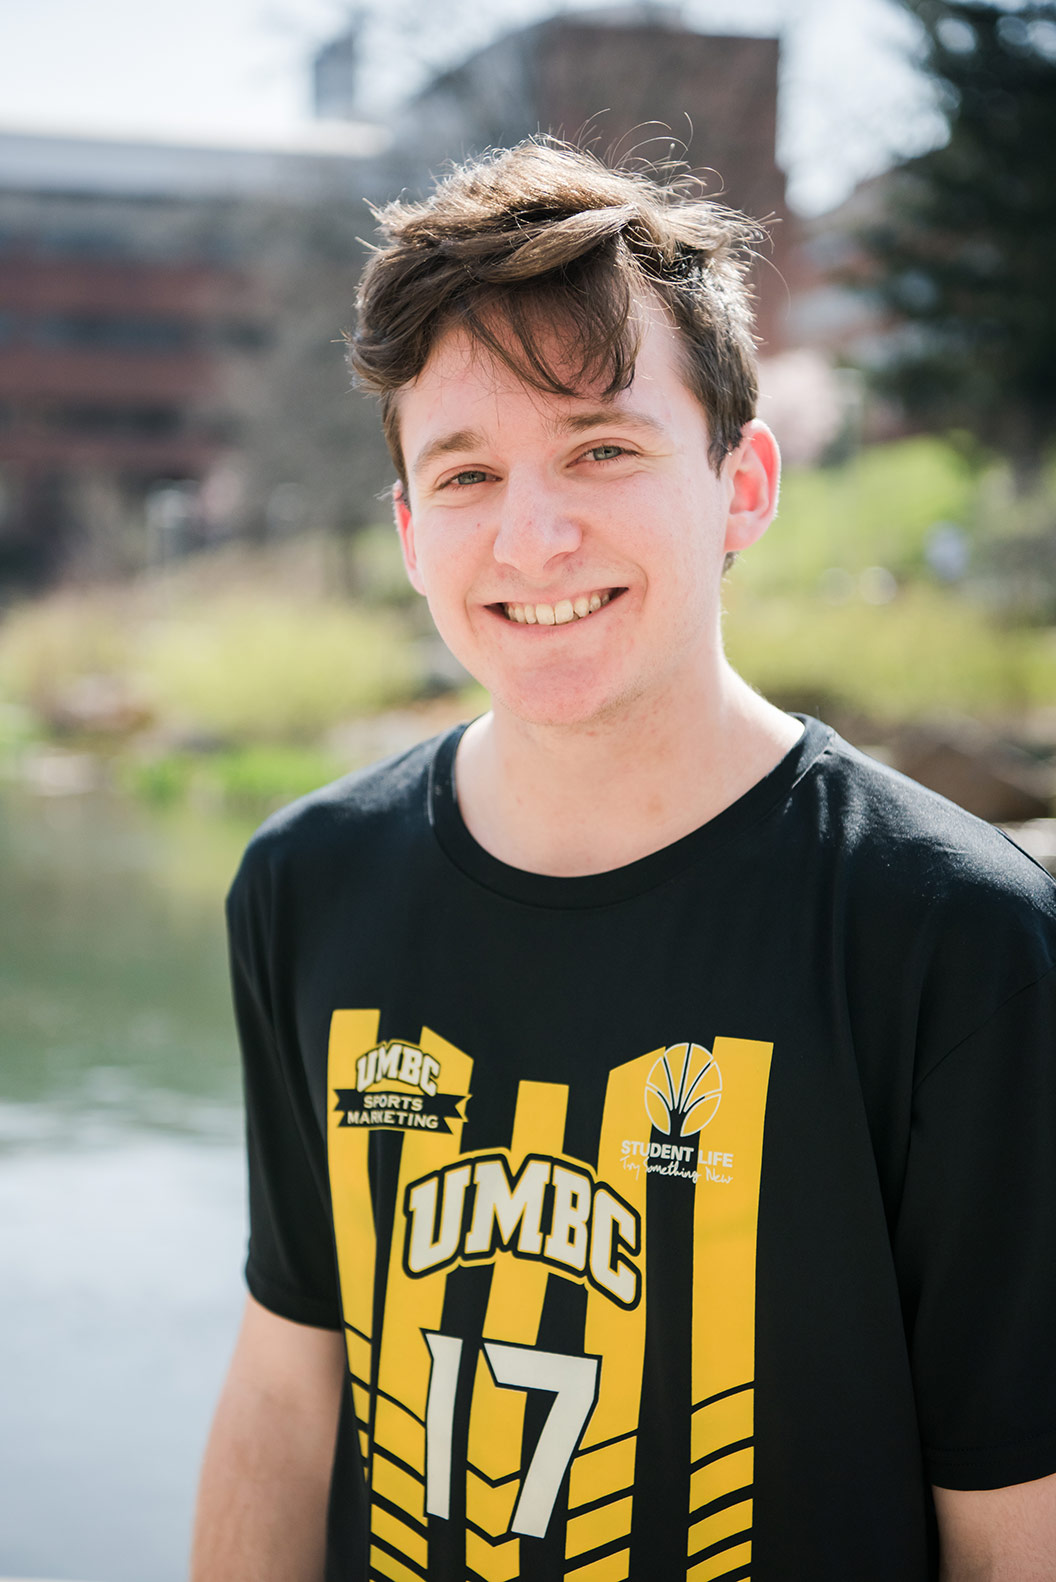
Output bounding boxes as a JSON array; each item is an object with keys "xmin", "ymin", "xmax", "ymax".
[{"xmin": 492, "ymin": 474, "xmax": 582, "ymax": 577}]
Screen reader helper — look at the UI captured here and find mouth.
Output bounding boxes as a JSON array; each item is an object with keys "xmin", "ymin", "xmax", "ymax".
[{"xmin": 493, "ymin": 589, "xmax": 625, "ymax": 626}]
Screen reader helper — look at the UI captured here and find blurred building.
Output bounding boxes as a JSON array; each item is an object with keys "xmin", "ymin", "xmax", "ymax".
[
  {"xmin": 0, "ymin": 125, "xmax": 385, "ymax": 586},
  {"xmin": 775, "ymin": 171, "xmax": 912, "ymax": 451},
  {"xmin": 394, "ymin": 9, "xmax": 790, "ymax": 351},
  {"xmin": 784, "ymin": 175, "xmax": 893, "ymax": 370},
  {"xmin": 314, "ymin": 26, "xmax": 363, "ymax": 122}
]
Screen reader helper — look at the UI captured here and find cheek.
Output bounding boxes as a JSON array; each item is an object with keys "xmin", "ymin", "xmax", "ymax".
[
  {"xmin": 632, "ymin": 487, "xmax": 720, "ymax": 580},
  {"xmin": 425, "ymin": 517, "xmax": 492, "ymax": 575},
  {"xmin": 414, "ymin": 533, "xmax": 482, "ymax": 619}
]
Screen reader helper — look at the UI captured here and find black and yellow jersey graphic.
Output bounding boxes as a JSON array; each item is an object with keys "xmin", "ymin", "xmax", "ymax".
[{"xmin": 328, "ymin": 1010, "xmax": 773, "ymax": 1582}]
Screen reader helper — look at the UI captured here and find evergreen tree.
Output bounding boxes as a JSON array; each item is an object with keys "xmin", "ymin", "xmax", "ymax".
[{"xmin": 866, "ymin": 2, "xmax": 1056, "ymax": 480}]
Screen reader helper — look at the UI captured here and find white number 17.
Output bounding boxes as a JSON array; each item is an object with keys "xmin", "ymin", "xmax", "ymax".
[{"xmin": 423, "ymin": 1331, "xmax": 600, "ymax": 1539}]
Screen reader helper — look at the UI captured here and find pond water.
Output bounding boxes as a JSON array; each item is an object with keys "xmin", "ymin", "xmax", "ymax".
[{"xmin": 0, "ymin": 785, "xmax": 254, "ymax": 1582}]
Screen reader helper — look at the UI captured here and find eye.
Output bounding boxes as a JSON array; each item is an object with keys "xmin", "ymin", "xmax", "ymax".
[
  {"xmin": 442, "ymin": 468, "xmax": 490, "ymax": 488},
  {"xmin": 583, "ymin": 444, "xmax": 631, "ymax": 463}
]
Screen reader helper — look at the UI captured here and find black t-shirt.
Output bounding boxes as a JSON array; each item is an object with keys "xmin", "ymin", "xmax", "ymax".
[{"xmin": 228, "ymin": 717, "xmax": 1056, "ymax": 1582}]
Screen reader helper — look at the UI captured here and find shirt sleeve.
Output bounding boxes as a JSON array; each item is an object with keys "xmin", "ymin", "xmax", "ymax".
[
  {"xmin": 895, "ymin": 963, "xmax": 1056, "ymax": 1490},
  {"xmin": 227, "ymin": 852, "xmax": 342, "ymax": 1330}
]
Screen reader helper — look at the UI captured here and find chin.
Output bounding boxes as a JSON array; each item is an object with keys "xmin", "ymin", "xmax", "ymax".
[{"xmin": 490, "ymin": 675, "xmax": 644, "ymax": 732}]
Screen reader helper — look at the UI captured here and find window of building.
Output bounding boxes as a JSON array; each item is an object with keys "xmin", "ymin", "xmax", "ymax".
[
  {"xmin": 220, "ymin": 320, "xmax": 271, "ymax": 352},
  {"xmin": 51, "ymin": 404, "xmax": 185, "ymax": 438},
  {"xmin": 32, "ymin": 315, "xmax": 197, "ymax": 352},
  {"xmin": 36, "ymin": 228, "xmax": 135, "ymax": 260}
]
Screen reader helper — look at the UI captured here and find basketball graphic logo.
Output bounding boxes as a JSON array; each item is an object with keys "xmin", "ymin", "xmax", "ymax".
[{"xmin": 644, "ymin": 1043, "xmax": 722, "ymax": 1137}]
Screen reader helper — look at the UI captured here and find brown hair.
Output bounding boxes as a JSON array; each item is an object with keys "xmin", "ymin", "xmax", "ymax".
[{"xmin": 346, "ymin": 138, "xmax": 763, "ymax": 485}]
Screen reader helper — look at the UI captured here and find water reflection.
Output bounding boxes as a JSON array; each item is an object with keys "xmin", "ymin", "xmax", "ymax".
[
  {"xmin": 1, "ymin": 785, "xmax": 250, "ymax": 1581},
  {"xmin": 1, "ymin": 786, "xmax": 246, "ymax": 1123}
]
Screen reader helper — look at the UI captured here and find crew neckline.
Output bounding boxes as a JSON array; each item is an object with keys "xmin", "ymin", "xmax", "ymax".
[{"xmin": 428, "ymin": 715, "xmax": 833, "ymax": 909}]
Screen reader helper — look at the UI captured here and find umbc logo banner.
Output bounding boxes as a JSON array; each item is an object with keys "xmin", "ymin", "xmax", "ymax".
[{"xmin": 333, "ymin": 1087, "xmax": 464, "ymax": 1133}]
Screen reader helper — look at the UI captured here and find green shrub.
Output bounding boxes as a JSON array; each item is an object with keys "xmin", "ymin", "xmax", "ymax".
[
  {"xmin": 141, "ymin": 595, "xmax": 421, "ymax": 742},
  {"xmin": 122, "ymin": 743, "xmax": 347, "ymax": 815},
  {"xmin": 122, "ymin": 754, "xmax": 194, "ymax": 806},
  {"xmin": 0, "ymin": 572, "xmax": 423, "ymax": 746},
  {"xmin": 352, "ymin": 523, "xmax": 420, "ymax": 606},
  {"xmin": 203, "ymin": 744, "xmax": 347, "ymax": 809},
  {"xmin": 0, "ymin": 593, "xmax": 134, "ymax": 718},
  {"xmin": 745, "ymin": 436, "xmax": 982, "ymax": 593},
  {"xmin": 724, "ymin": 583, "xmax": 1056, "ymax": 720}
]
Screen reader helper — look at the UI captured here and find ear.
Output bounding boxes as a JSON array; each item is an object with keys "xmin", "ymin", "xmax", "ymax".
[
  {"xmin": 723, "ymin": 420, "xmax": 781, "ymax": 555},
  {"xmin": 393, "ymin": 482, "xmax": 426, "ymax": 596}
]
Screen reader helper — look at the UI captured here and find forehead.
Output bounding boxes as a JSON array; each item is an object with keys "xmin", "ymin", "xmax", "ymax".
[{"xmin": 396, "ymin": 308, "xmax": 707, "ymax": 470}]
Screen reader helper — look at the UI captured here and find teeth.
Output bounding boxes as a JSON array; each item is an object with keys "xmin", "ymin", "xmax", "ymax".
[{"xmin": 502, "ymin": 591, "xmax": 614, "ymax": 625}]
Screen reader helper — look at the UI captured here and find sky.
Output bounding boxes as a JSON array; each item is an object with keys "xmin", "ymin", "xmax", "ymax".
[{"xmin": 0, "ymin": 0, "xmax": 945, "ymax": 213}]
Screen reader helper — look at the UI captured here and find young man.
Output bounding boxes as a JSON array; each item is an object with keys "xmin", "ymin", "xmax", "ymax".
[{"xmin": 192, "ymin": 142, "xmax": 1056, "ymax": 1581}]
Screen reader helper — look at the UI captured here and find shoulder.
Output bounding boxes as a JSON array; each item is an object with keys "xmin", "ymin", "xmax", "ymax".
[
  {"xmin": 227, "ymin": 727, "xmax": 455, "ymax": 921},
  {"xmin": 809, "ymin": 726, "xmax": 1056, "ymax": 913},
  {"xmin": 799, "ymin": 725, "xmax": 1056, "ymax": 1061}
]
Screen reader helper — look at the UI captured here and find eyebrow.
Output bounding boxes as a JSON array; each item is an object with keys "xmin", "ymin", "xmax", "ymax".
[
  {"xmin": 410, "ymin": 409, "xmax": 668, "ymax": 480},
  {"xmin": 555, "ymin": 408, "xmax": 669, "ymax": 440},
  {"xmin": 410, "ymin": 429, "xmax": 486, "ymax": 481}
]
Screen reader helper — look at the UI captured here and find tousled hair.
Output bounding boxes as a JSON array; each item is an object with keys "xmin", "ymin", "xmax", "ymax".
[{"xmin": 346, "ymin": 138, "xmax": 764, "ymax": 485}]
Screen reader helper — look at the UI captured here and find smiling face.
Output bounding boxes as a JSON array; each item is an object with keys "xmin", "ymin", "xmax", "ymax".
[{"xmin": 395, "ymin": 305, "xmax": 778, "ymax": 733}]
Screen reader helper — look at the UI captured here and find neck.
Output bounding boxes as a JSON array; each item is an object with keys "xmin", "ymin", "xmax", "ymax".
[{"xmin": 454, "ymin": 664, "xmax": 804, "ymax": 877}]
